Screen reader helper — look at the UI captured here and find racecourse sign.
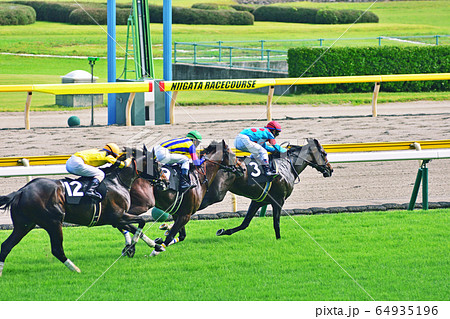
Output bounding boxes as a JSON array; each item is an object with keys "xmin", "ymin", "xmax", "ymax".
[{"xmin": 159, "ymin": 79, "xmax": 276, "ymax": 91}]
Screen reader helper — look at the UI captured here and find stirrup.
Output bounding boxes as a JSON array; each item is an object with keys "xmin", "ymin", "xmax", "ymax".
[{"xmin": 86, "ymin": 190, "xmax": 102, "ymax": 200}]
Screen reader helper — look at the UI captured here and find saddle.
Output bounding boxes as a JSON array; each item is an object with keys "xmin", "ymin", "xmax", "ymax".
[
  {"xmin": 137, "ymin": 147, "xmax": 197, "ymax": 192},
  {"xmin": 62, "ymin": 176, "xmax": 107, "ymax": 205}
]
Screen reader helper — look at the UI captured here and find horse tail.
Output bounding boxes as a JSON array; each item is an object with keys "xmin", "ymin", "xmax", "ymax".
[{"xmin": 0, "ymin": 191, "xmax": 21, "ymax": 211}]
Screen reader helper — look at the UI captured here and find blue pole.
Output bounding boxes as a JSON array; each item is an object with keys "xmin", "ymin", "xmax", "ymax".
[
  {"xmin": 163, "ymin": 0, "xmax": 172, "ymax": 124},
  {"xmin": 107, "ymin": 0, "xmax": 116, "ymax": 125}
]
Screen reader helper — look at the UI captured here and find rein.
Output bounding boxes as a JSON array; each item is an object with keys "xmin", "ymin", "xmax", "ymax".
[
  {"xmin": 198, "ymin": 146, "xmax": 230, "ymax": 186},
  {"xmin": 287, "ymin": 157, "xmax": 301, "ymax": 185},
  {"xmin": 116, "ymin": 158, "xmax": 138, "ymax": 191}
]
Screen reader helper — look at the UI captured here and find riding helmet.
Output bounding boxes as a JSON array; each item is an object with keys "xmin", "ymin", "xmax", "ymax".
[
  {"xmin": 265, "ymin": 121, "xmax": 282, "ymax": 132},
  {"xmin": 186, "ymin": 130, "xmax": 202, "ymax": 141},
  {"xmin": 102, "ymin": 143, "xmax": 121, "ymax": 158}
]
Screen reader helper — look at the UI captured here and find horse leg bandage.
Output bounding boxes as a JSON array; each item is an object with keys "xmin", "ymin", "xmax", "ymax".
[
  {"xmin": 131, "ymin": 228, "xmax": 142, "ymax": 245},
  {"xmin": 0, "ymin": 261, "xmax": 4, "ymax": 276},
  {"xmin": 64, "ymin": 259, "xmax": 81, "ymax": 273},
  {"xmin": 123, "ymin": 230, "xmax": 132, "ymax": 246},
  {"xmin": 141, "ymin": 234, "xmax": 156, "ymax": 247}
]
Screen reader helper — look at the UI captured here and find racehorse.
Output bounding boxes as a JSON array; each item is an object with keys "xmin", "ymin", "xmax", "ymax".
[
  {"xmin": 199, "ymin": 138, "xmax": 333, "ymax": 239},
  {"xmin": 125, "ymin": 140, "xmax": 235, "ymax": 256},
  {"xmin": 0, "ymin": 153, "xmax": 161, "ymax": 276}
]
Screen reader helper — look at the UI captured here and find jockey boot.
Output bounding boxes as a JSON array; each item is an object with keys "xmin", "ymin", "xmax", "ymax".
[
  {"xmin": 85, "ymin": 178, "xmax": 102, "ymax": 201},
  {"xmin": 262, "ymin": 164, "xmax": 278, "ymax": 179},
  {"xmin": 179, "ymin": 171, "xmax": 195, "ymax": 192}
]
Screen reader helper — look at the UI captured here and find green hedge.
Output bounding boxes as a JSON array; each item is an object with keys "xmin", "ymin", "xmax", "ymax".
[
  {"xmin": 11, "ymin": 1, "xmax": 252, "ymax": 25},
  {"xmin": 252, "ymin": 5, "xmax": 378, "ymax": 24},
  {"xmin": 0, "ymin": 4, "xmax": 35, "ymax": 25},
  {"xmin": 68, "ymin": 7, "xmax": 131, "ymax": 25},
  {"xmin": 173, "ymin": 7, "xmax": 253, "ymax": 25},
  {"xmin": 287, "ymin": 46, "xmax": 450, "ymax": 94},
  {"xmin": 253, "ymin": 6, "xmax": 318, "ymax": 24},
  {"xmin": 230, "ymin": 4, "xmax": 256, "ymax": 14},
  {"xmin": 192, "ymin": 3, "xmax": 256, "ymax": 14},
  {"xmin": 12, "ymin": 1, "xmax": 79, "ymax": 22},
  {"xmin": 315, "ymin": 9, "xmax": 379, "ymax": 24}
]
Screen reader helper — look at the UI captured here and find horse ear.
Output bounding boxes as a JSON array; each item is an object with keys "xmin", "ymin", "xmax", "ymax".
[{"xmin": 143, "ymin": 144, "xmax": 148, "ymax": 155}]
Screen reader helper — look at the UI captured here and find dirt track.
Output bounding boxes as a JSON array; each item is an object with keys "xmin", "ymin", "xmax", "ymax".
[{"xmin": 0, "ymin": 101, "xmax": 449, "ymax": 225}]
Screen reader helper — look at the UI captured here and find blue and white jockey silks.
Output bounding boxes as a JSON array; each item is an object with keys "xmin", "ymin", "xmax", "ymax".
[
  {"xmin": 154, "ymin": 137, "xmax": 201, "ymax": 171},
  {"xmin": 235, "ymin": 127, "xmax": 287, "ymax": 164}
]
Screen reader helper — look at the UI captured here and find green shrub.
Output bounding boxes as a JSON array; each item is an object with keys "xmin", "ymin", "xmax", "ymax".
[
  {"xmin": 11, "ymin": 1, "xmax": 251, "ymax": 26},
  {"xmin": 253, "ymin": 6, "xmax": 319, "ymax": 24},
  {"xmin": 287, "ymin": 46, "xmax": 450, "ymax": 94},
  {"xmin": 230, "ymin": 4, "xmax": 257, "ymax": 14},
  {"xmin": 192, "ymin": 3, "xmax": 220, "ymax": 10},
  {"xmin": 68, "ymin": 7, "xmax": 130, "ymax": 25},
  {"xmin": 13, "ymin": 1, "xmax": 79, "ymax": 23},
  {"xmin": 173, "ymin": 7, "xmax": 253, "ymax": 25},
  {"xmin": 253, "ymin": 5, "xmax": 378, "ymax": 24},
  {"xmin": 0, "ymin": 4, "xmax": 36, "ymax": 25},
  {"xmin": 315, "ymin": 9, "xmax": 338, "ymax": 24},
  {"xmin": 149, "ymin": 5, "xmax": 163, "ymax": 23}
]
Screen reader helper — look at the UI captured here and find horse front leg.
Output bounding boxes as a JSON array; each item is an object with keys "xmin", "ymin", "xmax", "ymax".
[
  {"xmin": 216, "ymin": 200, "xmax": 263, "ymax": 237},
  {"xmin": 119, "ymin": 214, "xmax": 164, "ymax": 258},
  {"xmin": 42, "ymin": 221, "xmax": 80, "ymax": 273},
  {"xmin": 150, "ymin": 214, "xmax": 190, "ymax": 256}
]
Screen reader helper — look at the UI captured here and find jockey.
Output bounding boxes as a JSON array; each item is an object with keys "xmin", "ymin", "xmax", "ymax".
[
  {"xmin": 235, "ymin": 121, "xmax": 287, "ymax": 178},
  {"xmin": 154, "ymin": 130, "xmax": 204, "ymax": 192},
  {"xmin": 66, "ymin": 143, "xmax": 131, "ymax": 200}
]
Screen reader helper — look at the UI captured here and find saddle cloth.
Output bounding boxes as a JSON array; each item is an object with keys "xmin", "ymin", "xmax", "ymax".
[
  {"xmin": 241, "ymin": 157, "xmax": 278, "ymax": 185},
  {"xmin": 62, "ymin": 177, "xmax": 106, "ymax": 205}
]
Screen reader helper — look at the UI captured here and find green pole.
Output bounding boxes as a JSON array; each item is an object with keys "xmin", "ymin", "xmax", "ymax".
[
  {"xmin": 408, "ymin": 167, "xmax": 423, "ymax": 211},
  {"xmin": 422, "ymin": 164, "xmax": 429, "ymax": 210},
  {"xmin": 259, "ymin": 205, "xmax": 267, "ymax": 217}
]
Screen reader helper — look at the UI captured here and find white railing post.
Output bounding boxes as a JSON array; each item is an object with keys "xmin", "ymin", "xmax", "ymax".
[
  {"xmin": 24, "ymin": 92, "xmax": 32, "ymax": 130},
  {"xmin": 372, "ymin": 82, "xmax": 380, "ymax": 117}
]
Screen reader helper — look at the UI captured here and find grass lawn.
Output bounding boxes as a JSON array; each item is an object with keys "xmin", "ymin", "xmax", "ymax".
[{"xmin": 0, "ymin": 209, "xmax": 448, "ymax": 301}]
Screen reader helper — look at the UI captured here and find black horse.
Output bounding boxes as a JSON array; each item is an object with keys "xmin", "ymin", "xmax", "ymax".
[
  {"xmin": 198, "ymin": 138, "xmax": 333, "ymax": 239},
  {"xmin": 125, "ymin": 140, "xmax": 235, "ymax": 256},
  {"xmin": 0, "ymin": 153, "xmax": 161, "ymax": 276}
]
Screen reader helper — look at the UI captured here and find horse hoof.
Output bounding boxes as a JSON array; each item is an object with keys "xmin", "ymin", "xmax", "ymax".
[
  {"xmin": 122, "ymin": 244, "xmax": 135, "ymax": 258},
  {"xmin": 155, "ymin": 237, "xmax": 163, "ymax": 245},
  {"xmin": 164, "ymin": 230, "xmax": 170, "ymax": 236},
  {"xmin": 159, "ymin": 223, "xmax": 169, "ymax": 230},
  {"xmin": 216, "ymin": 229, "xmax": 225, "ymax": 236},
  {"xmin": 150, "ymin": 249, "xmax": 161, "ymax": 257},
  {"xmin": 155, "ymin": 244, "xmax": 166, "ymax": 252}
]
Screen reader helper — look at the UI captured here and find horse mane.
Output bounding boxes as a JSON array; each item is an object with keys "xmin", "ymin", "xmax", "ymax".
[
  {"xmin": 287, "ymin": 144, "xmax": 303, "ymax": 155},
  {"xmin": 200, "ymin": 140, "xmax": 222, "ymax": 156},
  {"xmin": 103, "ymin": 149, "xmax": 132, "ymax": 177}
]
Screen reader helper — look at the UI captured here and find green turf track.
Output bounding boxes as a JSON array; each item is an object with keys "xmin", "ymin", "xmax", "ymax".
[{"xmin": 0, "ymin": 209, "xmax": 448, "ymax": 301}]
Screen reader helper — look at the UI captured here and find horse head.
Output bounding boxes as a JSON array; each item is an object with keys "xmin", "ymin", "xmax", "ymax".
[
  {"xmin": 200, "ymin": 140, "xmax": 235, "ymax": 167},
  {"xmin": 106, "ymin": 147, "xmax": 143, "ymax": 189},
  {"xmin": 200, "ymin": 140, "xmax": 242, "ymax": 176},
  {"xmin": 289, "ymin": 138, "xmax": 333, "ymax": 177}
]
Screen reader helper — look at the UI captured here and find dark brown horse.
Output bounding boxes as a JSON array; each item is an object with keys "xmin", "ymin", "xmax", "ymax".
[
  {"xmin": 198, "ymin": 138, "xmax": 333, "ymax": 239},
  {"xmin": 0, "ymin": 154, "xmax": 162, "ymax": 276},
  {"xmin": 126, "ymin": 140, "xmax": 235, "ymax": 256}
]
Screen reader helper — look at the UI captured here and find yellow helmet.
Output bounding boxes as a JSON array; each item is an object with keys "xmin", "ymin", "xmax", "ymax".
[{"xmin": 102, "ymin": 143, "xmax": 120, "ymax": 158}]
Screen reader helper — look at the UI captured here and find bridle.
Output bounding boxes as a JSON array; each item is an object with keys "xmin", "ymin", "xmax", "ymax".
[
  {"xmin": 287, "ymin": 141, "xmax": 332, "ymax": 178},
  {"xmin": 203, "ymin": 146, "xmax": 244, "ymax": 178}
]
